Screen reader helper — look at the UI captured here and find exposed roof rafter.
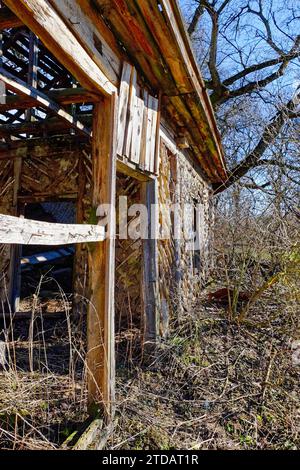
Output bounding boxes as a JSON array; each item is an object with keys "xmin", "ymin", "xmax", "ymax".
[{"xmin": 0, "ymin": 67, "xmax": 93, "ymax": 137}]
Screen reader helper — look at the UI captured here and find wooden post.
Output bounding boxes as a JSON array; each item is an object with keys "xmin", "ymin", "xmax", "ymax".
[
  {"xmin": 9, "ymin": 156, "xmax": 22, "ymax": 311},
  {"xmin": 87, "ymin": 94, "xmax": 118, "ymax": 420},
  {"xmin": 26, "ymin": 31, "xmax": 38, "ymax": 123},
  {"xmin": 142, "ymin": 179, "xmax": 160, "ymax": 350}
]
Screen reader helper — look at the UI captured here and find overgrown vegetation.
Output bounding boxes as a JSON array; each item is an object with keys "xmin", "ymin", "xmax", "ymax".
[
  {"xmin": 110, "ymin": 298, "xmax": 299, "ymax": 450},
  {"xmin": 1, "ymin": 195, "xmax": 298, "ymax": 450},
  {"xmin": 0, "ymin": 0, "xmax": 299, "ymax": 451},
  {"xmin": 109, "ymin": 201, "xmax": 299, "ymax": 450}
]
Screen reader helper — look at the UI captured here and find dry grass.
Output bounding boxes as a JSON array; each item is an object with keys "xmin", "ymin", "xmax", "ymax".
[
  {"xmin": 109, "ymin": 288, "xmax": 300, "ymax": 450},
  {"xmin": 0, "ymin": 283, "xmax": 299, "ymax": 450},
  {"xmin": 0, "ymin": 215, "xmax": 299, "ymax": 450},
  {"xmin": 0, "ymin": 301, "xmax": 88, "ymax": 450}
]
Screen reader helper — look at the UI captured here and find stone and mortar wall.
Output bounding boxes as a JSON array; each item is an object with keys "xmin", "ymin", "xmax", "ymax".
[{"xmin": 157, "ymin": 137, "xmax": 214, "ymax": 332}]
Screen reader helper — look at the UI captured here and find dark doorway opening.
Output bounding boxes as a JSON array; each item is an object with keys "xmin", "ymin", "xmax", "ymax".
[{"xmin": 15, "ymin": 201, "xmax": 76, "ymax": 312}]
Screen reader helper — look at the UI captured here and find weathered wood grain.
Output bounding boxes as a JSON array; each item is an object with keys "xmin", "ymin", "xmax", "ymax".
[
  {"xmin": 145, "ymin": 95, "xmax": 158, "ymax": 173},
  {"xmin": 130, "ymin": 85, "xmax": 144, "ymax": 164},
  {"xmin": 116, "ymin": 158, "xmax": 153, "ymax": 182},
  {"xmin": 142, "ymin": 179, "xmax": 159, "ymax": 347},
  {"xmin": 49, "ymin": 0, "xmax": 121, "ymax": 86},
  {"xmin": 87, "ymin": 94, "xmax": 118, "ymax": 420},
  {"xmin": 0, "ymin": 214, "xmax": 105, "ymax": 245},
  {"xmin": 123, "ymin": 67, "xmax": 137, "ymax": 158},
  {"xmin": 139, "ymin": 90, "xmax": 149, "ymax": 171},
  {"xmin": 116, "ymin": 62, "xmax": 132, "ymax": 156},
  {"xmin": 3, "ymin": 0, "xmax": 116, "ymax": 96}
]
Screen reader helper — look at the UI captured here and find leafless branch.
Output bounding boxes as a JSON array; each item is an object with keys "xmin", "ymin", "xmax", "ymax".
[{"xmin": 214, "ymin": 92, "xmax": 300, "ymax": 192}]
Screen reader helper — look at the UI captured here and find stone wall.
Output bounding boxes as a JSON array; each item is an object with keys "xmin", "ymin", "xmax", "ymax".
[
  {"xmin": 115, "ymin": 174, "xmax": 143, "ymax": 335},
  {"xmin": 157, "ymin": 137, "xmax": 213, "ymax": 329}
]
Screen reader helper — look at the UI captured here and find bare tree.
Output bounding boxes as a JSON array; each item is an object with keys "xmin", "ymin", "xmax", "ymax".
[{"xmin": 181, "ymin": 0, "xmax": 300, "ymax": 193}]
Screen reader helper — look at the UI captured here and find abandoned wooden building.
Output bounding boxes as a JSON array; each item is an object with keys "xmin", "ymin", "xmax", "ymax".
[{"xmin": 0, "ymin": 0, "xmax": 226, "ymax": 423}]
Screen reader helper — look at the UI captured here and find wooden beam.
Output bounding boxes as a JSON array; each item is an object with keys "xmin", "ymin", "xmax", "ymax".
[
  {"xmin": 76, "ymin": 0, "xmax": 123, "ymax": 58},
  {"xmin": 87, "ymin": 94, "xmax": 117, "ymax": 419},
  {"xmin": 142, "ymin": 180, "xmax": 159, "ymax": 349},
  {"xmin": 0, "ymin": 120, "xmax": 73, "ymax": 139},
  {"xmin": 0, "ymin": 7, "xmax": 23, "ymax": 30},
  {"xmin": 0, "ymin": 115, "xmax": 92, "ymax": 139},
  {"xmin": 49, "ymin": 0, "xmax": 121, "ymax": 86},
  {"xmin": 9, "ymin": 155, "xmax": 23, "ymax": 311},
  {"xmin": 26, "ymin": 31, "xmax": 39, "ymax": 122},
  {"xmin": 0, "ymin": 68, "xmax": 92, "ymax": 136},
  {"xmin": 0, "ymin": 134, "xmax": 88, "ymax": 160},
  {"xmin": 0, "ymin": 213, "xmax": 105, "ymax": 245},
  {"xmin": 3, "ymin": 0, "xmax": 116, "ymax": 96},
  {"xmin": 0, "ymin": 88, "xmax": 100, "ymax": 112},
  {"xmin": 116, "ymin": 157, "xmax": 153, "ymax": 182}
]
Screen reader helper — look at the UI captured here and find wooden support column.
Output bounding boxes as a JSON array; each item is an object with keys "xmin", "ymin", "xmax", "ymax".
[
  {"xmin": 142, "ymin": 179, "xmax": 160, "ymax": 349},
  {"xmin": 25, "ymin": 31, "xmax": 38, "ymax": 122},
  {"xmin": 9, "ymin": 155, "xmax": 22, "ymax": 311},
  {"xmin": 87, "ymin": 94, "xmax": 118, "ymax": 419}
]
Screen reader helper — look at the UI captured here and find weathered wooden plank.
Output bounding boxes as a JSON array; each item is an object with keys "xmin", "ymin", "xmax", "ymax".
[
  {"xmin": 139, "ymin": 90, "xmax": 149, "ymax": 171},
  {"xmin": 9, "ymin": 156, "xmax": 22, "ymax": 311},
  {"xmin": 25, "ymin": 31, "xmax": 39, "ymax": 122},
  {"xmin": 134, "ymin": 0, "xmax": 190, "ymax": 94},
  {"xmin": 116, "ymin": 62, "xmax": 132, "ymax": 156},
  {"xmin": 123, "ymin": 67, "xmax": 137, "ymax": 158},
  {"xmin": 0, "ymin": 214, "xmax": 105, "ymax": 245},
  {"xmin": 142, "ymin": 180, "xmax": 159, "ymax": 348},
  {"xmin": 61, "ymin": 416, "xmax": 113, "ymax": 450},
  {"xmin": 0, "ymin": 68, "xmax": 92, "ymax": 137},
  {"xmin": 154, "ymin": 92, "xmax": 162, "ymax": 175},
  {"xmin": 116, "ymin": 156, "xmax": 153, "ymax": 182},
  {"xmin": 87, "ymin": 94, "xmax": 118, "ymax": 420},
  {"xmin": 144, "ymin": 95, "xmax": 158, "ymax": 173},
  {"xmin": 144, "ymin": 95, "xmax": 152, "ymax": 172},
  {"xmin": 76, "ymin": 0, "xmax": 123, "ymax": 58},
  {"xmin": 3, "ymin": 0, "xmax": 116, "ymax": 96},
  {"xmin": 159, "ymin": 121, "xmax": 178, "ymax": 156},
  {"xmin": 148, "ymin": 95, "xmax": 159, "ymax": 174},
  {"xmin": 160, "ymin": 0, "xmax": 205, "ymax": 99},
  {"xmin": 49, "ymin": 0, "xmax": 121, "ymax": 86},
  {"xmin": 130, "ymin": 85, "xmax": 144, "ymax": 164}
]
